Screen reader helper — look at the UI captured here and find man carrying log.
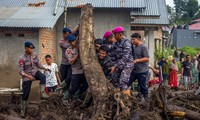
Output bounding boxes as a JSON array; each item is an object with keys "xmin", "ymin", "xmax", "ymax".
[
  {"xmin": 109, "ymin": 26, "xmax": 134, "ymax": 96},
  {"xmin": 18, "ymin": 42, "xmax": 50, "ymax": 117}
]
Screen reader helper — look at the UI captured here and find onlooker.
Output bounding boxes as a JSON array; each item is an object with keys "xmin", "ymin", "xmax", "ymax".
[
  {"xmin": 43, "ymin": 55, "xmax": 61, "ymax": 96},
  {"xmin": 162, "ymin": 58, "xmax": 170, "ymax": 84},
  {"xmin": 179, "ymin": 51, "xmax": 185, "ymax": 62},
  {"xmin": 174, "ymin": 47, "xmax": 179, "ymax": 61},
  {"xmin": 198, "ymin": 54, "xmax": 200, "ymax": 84},
  {"xmin": 190, "ymin": 57, "xmax": 199, "ymax": 87},
  {"xmin": 129, "ymin": 33, "xmax": 149, "ymax": 100},
  {"xmin": 181, "ymin": 55, "xmax": 192, "ymax": 90},
  {"xmin": 169, "ymin": 59, "xmax": 178, "ymax": 88}
]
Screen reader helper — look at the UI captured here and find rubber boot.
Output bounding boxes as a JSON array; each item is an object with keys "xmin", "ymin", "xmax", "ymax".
[
  {"xmin": 143, "ymin": 94, "xmax": 149, "ymax": 102},
  {"xmin": 62, "ymin": 91, "xmax": 71, "ymax": 106},
  {"xmin": 55, "ymin": 80, "xmax": 67, "ymax": 94},
  {"xmin": 62, "ymin": 91, "xmax": 71, "ymax": 100},
  {"xmin": 122, "ymin": 89, "xmax": 131, "ymax": 96},
  {"xmin": 74, "ymin": 89, "xmax": 81, "ymax": 100},
  {"xmin": 20, "ymin": 100, "xmax": 27, "ymax": 118},
  {"xmin": 40, "ymin": 84, "xmax": 49, "ymax": 99},
  {"xmin": 79, "ymin": 92, "xmax": 92, "ymax": 109}
]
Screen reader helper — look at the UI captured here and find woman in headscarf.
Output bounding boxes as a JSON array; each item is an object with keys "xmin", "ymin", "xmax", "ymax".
[{"xmin": 169, "ymin": 59, "xmax": 178, "ymax": 88}]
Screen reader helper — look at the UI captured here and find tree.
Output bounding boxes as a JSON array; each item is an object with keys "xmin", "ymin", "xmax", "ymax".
[
  {"xmin": 184, "ymin": 0, "xmax": 199, "ymax": 22},
  {"xmin": 173, "ymin": 0, "xmax": 199, "ymax": 24},
  {"xmin": 79, "ymin": 4, "xmax": 109, "ymax": 119},
  {"xmin": 174, "ymin": 0, "xmax": 187, "ymax": 22}
]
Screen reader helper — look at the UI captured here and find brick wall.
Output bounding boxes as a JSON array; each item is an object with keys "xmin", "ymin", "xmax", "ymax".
[{"xmin": 39, "ymin": 28, "xmax": 57, "ymax": 64}]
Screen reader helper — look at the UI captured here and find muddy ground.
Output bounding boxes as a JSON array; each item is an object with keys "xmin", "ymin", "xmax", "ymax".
[{"xmin": 0, "ymin": 87, "xmax": 200, "ymax": 120}]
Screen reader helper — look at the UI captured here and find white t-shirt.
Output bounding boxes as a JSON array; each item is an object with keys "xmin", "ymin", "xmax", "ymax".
[{"xmin": 43, "ymin": 63, "xmax": 59, "ymax": 87}]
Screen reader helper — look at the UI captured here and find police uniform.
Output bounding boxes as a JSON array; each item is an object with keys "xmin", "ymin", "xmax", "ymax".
[{"xmin": 18, "ymin": 42, "xmax": 49, "ymax": 117}]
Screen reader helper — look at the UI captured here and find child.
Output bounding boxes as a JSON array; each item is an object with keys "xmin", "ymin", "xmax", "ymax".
[{"xmin": 43, "ymin": 55, "xmax": 61, "ymax": 95}]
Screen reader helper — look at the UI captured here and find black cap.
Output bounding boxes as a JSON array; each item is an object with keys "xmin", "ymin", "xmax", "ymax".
[
  {"xmin": 24, "ymin": 41, "xmax": 35, "ymax": 49},
  {"xmin": 95, "ymin": 38, "xmax": 104, "ymax": 45}
]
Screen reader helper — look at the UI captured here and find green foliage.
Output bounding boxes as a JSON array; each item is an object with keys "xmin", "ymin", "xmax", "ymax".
[
  {"xmin": 172, "ymin": 0, "xmax": 199, "ymax": 25},
  {"xmin": 179, "ymin": 46, "xmax": 200, "ymax": 57},
  {"xmin": 154, "ymin": 48, "xmax": 174, "ymax": 61}
]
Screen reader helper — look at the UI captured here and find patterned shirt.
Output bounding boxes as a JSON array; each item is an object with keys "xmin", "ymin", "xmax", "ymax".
[
  {"xmin": 114, "ymin": 38, "xmax": 133, "ymax": 69},
  {"xmin": 18, "ymin": 52, "xmax": 43, "ymax": 81},
  {"xmin": 43, "ymin": 63, "xmax": 59, "ymax": 87}
]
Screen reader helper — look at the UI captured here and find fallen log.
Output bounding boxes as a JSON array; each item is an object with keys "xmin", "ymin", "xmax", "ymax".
[{"xmin": 166, "ymin": 105, "xmax": 200, "ymax": 120}]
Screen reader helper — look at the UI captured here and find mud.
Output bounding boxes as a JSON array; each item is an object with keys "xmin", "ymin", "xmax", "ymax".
[{"xmin": 0, "ymin": 89, "xmax": 200, "ymax": 120}]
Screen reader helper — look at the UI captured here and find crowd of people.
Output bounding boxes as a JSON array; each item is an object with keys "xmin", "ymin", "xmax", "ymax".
[
  {"xmin": 18, "ymin": 25, "xmax": 200, "ymax": 118},
  {"xmin": 149, "ymin": 49, "xmax": 200, "ymax": 92}
]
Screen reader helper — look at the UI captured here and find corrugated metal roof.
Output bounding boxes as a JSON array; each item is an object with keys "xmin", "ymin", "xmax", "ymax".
[
  {"xmin": 0, "ymin": 7, "xmax": 64, "ymax": 28},
  {"xmin": 66, "ymin": 0, "xmax": 146, "ymax": 8},
  {"xmin": 0, "ymin": 0, "xmax": 65, "ymax": 7},
  {"xmin": 130, "ymin": 0, "xmax": 160, "ymax": 16},
  {"xmin": 131, "ymin": 0, "xmax": 169, "ymax": 25}
]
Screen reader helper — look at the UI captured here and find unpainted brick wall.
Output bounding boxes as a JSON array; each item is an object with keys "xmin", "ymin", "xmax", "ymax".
[{"xmin": 39, "ymin": 28, "xmax": 57, "ymax": 64}]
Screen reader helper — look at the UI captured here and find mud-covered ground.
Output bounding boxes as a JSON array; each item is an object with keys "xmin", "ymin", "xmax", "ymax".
[
  {"xmin": 0, "ymin": 94, "xmax": 93, "ymax": 120},
  {"xmin": 0, "ymin": 87, "xmax": 200, "ymax": 120}
]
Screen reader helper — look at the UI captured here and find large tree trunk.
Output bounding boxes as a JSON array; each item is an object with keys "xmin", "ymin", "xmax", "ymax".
[{"xmin": 79, "ymin": 4, "xmax": 109, "ymax": 120}]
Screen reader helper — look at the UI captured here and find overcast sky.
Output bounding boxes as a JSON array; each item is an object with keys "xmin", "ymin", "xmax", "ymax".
[{"xmin": 166, "ymin": 0, "xmax": 200, "ymax": 7}]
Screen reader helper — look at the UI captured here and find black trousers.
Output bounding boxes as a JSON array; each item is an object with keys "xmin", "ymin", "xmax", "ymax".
[
  {"xmin": 68, "ymin": 74, "xmax": 88, "ymax": 96},
  {"xmin": 60, "ymin": 64, "xmax": 72, "ymax": 84},
  {"xmin": 22, "ymin": 71, "xmax": 46, "ymax": 100}
]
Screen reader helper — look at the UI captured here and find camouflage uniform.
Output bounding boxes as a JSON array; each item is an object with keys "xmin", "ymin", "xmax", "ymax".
[
  {"xmin": 112, "ymin": 38, "xmax": 134, "ymax": 90},
  {"xmin": 103, "ymin": 40, "xmax": 117, "ymax": 62}
]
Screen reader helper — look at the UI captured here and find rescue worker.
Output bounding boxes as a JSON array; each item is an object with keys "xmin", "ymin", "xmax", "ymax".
[
  {"xmin": 98, "ymin": 45, "xmax": 114, "ymax": 80},
  {"xmin": 62, "ymin": 35, "xmax": 88, "ymax": 104},
  {"xmin": 129, "ymin": 33, "xmax": 149, "ymax": 100},
  {"xmin": 109, "ymin": 26, "xmax": 134, "ymax": 96},
  {"xmin": 80, "ymin": 45, "xmax": 114, "ymax": 108},
  {"xmin": 95, "ymin": 38, "xmax": 104, "ymax": 53},
  {"xmin": 18, "ymin": 42, "xmax": 50, "ymax": 117},
  {"xmin": 103, "ymin": 31, "xmax": 116, "ymax": 61},
  {"xmin": 56, "ymin": 26, "xmax": 79, "ymax": 93}
]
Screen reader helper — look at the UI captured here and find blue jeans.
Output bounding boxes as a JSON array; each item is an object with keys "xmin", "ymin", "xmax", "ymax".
[{"xmin": 129, "ymin": 71, "xmax": 148, "ymax": 95}]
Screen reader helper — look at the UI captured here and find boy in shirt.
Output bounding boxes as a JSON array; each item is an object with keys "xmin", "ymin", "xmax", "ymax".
[{"xmin": 43, "ymin": 55, "xmax": 61, "ymax": 96}]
